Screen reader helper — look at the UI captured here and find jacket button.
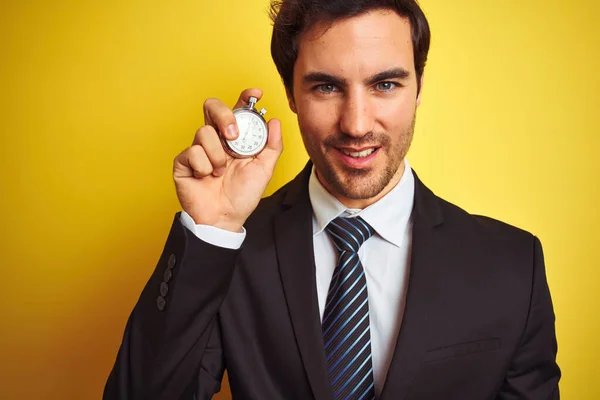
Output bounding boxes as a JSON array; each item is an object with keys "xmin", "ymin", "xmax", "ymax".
[
  {"xmin": 160, "ymin": 282, "xmax": 169, "ymax": 297},
  {"xmin": 157, "ymin": 295, "xmax": 166, "ymax": 311},
  {"xmin": 168, "ymin": 254, "xmax": 177, "ymax": 269},
  {"xmin": 163, "ymin": 268, "xmax": 172, "ymax": 283}
]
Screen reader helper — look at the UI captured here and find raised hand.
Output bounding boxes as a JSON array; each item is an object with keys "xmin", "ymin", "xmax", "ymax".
[{"xmin": 173, "ymin": 88, "xmax": 283, "ymax": 232}]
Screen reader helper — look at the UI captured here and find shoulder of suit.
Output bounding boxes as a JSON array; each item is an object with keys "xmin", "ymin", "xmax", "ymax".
[{"xmin": 434, "ymin": 194, "xmax": 538, "ymax": 245}]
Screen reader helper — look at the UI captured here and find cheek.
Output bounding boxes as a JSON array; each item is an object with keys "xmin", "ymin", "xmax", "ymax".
[
  {"xmin": 297, "ymin": 100, "xmax": 339, "ymax": 138},
  {"xmin": 377, "ymin": 96, "xmax": 415, "ymax": 130}
]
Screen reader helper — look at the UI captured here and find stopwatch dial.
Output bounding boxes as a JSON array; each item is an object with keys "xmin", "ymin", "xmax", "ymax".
[{"xmin": 228, "ymin": 111, "xmax": 268, "ymax": 157}]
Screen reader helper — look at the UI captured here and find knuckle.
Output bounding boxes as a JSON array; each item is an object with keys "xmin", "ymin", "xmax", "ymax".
[
  {"xmin": 203, "ymin": 97, "xmax": 217, "ymax": 109},
  {"xmin": 173, "ymin": 151, "xmax": 182, "ymax": 164},
  {"xmin": 198, "ymin": 124, "xmax": 215, "ymax": 137},
  {"xmin": 189, "ymin": 144, "xmax": 207, "ymax": 159},
  {"xmin": 174, "ymin": 148, "xmax": 189, "ymax": 165},
  {"xmin": 195, "ymin": 125, "xmax": 217, "ymax": 144}
]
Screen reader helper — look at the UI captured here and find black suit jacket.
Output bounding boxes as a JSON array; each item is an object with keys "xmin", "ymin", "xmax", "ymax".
[{"xmin": 104, "ymin": 165, "xmax": 560, "ymax": 399}]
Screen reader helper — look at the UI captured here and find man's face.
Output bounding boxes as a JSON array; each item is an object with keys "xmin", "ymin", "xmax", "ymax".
[{"xmin": 289, "ymin": 9, "xmax": 422, "ymax": 208}]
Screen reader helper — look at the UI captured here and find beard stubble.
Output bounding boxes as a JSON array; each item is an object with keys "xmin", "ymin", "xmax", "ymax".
[{"xmin": 301, "ymin": 113, "xmax": 416, "ymax": 201}]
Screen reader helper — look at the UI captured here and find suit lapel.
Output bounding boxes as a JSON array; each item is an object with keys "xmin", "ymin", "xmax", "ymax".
[
  {"xmin": 274, "ymin": 163, "xmax": 333, "ymax": 400},
  {"xmin": 380, "ymin": 171, "xmax": 446, "ymax": 400}
]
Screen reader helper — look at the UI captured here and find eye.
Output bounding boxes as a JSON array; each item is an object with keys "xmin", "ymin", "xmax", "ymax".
[
  {"xmin": 315, "ymin": 84, "xmax": 338, "ymax": 94},
  {"xmin": 375, "ymin": 82, "xmax": 398, "ymax": 92}
]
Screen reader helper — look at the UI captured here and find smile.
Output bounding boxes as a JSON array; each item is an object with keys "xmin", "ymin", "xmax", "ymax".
[{"xmin": 340, "ymin": 148, "xmax": 376, "ymax": 158}]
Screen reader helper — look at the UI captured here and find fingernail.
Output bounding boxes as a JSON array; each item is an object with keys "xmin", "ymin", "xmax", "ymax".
[{"xmin": 226, "ymin": 124, "xmax": 238, "ymax": 139}]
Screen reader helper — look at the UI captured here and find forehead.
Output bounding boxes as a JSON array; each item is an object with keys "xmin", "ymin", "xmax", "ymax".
[{"xmin": 295, "ymin": 9, "xmax": 415, "ymax": 77}]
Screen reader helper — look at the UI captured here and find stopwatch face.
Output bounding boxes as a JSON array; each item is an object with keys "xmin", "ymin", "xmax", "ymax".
[{"xmin": 226, "ymin": 110, "xmax": 268, "ymax": 157}]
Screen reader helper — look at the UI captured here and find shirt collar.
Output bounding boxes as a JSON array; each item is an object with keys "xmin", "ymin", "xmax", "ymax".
[{"xmin": 308, "ymin": 158, "xmax": 415, "ymax": 247}]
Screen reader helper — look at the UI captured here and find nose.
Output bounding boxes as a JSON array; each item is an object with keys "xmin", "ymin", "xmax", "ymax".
[{"xmin": 339, "ymin": 90, "xmax": 375, "ymax": 137}]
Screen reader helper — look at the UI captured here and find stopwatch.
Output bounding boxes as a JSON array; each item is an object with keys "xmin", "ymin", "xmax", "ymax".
[{"xmin": 221, "ymin": 96, "xmax": 268, "ymax": 158}]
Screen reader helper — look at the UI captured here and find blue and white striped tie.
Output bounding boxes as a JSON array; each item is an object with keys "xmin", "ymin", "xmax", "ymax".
[{"xmin": 323, "ymin": 216, "xmax": 376, "ymax": 400}]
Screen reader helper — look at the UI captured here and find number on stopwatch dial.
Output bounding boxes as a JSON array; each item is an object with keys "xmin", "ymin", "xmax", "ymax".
[{"xmin": 228, "ymin": 112, "xmax": 268, "ymax": 157}]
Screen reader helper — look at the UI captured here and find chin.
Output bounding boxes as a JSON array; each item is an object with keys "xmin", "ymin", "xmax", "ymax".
[
  {"xmin": 340, "ymin": 186, "xmax": 382, "ymax": 201},
  {"xmin": 331, "ymin": 170, "xmax": 385, "ymax": 199}
]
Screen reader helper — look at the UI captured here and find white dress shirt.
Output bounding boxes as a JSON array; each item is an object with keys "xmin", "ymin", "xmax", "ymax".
[
  {"xmin": 181, "ymin": 158, "xmax": 415, "ymax": 397},
  {"xmin": 308, "ymin": 158, "xmax": 414, "ymax": 396}
]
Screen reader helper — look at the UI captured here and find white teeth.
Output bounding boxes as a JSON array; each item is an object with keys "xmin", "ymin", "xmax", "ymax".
[{"xmin": 342, "ymin": 148, "xmax": 375, "ymax": 158}]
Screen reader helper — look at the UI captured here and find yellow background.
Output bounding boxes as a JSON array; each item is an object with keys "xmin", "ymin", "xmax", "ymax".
[{"xmin": 1, "ymin": 0, "xmax": 598, "ymax": 398}]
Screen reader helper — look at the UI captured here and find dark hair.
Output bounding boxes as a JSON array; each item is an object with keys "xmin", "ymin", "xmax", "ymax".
[{"xmin": 269, "ymin": 0, "xmax": 430, "ymax": 96}]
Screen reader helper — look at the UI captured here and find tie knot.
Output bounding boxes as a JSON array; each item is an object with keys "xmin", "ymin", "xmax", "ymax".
[{"xmin": 326, "ymin": 216, "xmax": 374, "ymax": 253}]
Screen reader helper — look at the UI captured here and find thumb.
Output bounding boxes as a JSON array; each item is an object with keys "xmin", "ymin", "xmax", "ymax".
[{"xmin": 256, "ymin": 118, "xmax": 283, "ymax": 168}]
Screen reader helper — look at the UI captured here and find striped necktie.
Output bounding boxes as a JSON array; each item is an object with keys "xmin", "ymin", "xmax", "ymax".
[{"xmin": 323, "ymin": 216, "xmax": 376, "ymax": 400}]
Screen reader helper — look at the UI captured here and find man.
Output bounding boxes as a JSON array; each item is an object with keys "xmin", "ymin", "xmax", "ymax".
[{"xmin": 104, "ymin": 0, "xmax": 560, "ymax": 399}]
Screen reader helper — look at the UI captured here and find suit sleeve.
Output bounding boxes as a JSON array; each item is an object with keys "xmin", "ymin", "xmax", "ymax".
[
  {"xmin": 496, "ymin": 236, "xmax": 561, "ymax": 399},
  {"xmin": 103, "ymin": 213, "xmax": 238, "ymax": 400}
]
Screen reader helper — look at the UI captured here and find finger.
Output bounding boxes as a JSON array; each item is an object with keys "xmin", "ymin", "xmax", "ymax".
[
  {"xmin": 173, "ymin": 148, "xmax": 194, "ymax": 178},
  {"xmin": 256, "ymin": 118, "xmax": 283, "ymax": 169},
  {"xmin": 193, "ymin": 125, "xmax": 229, "ymax": 176},
  {"xmin": 203, "ymin": 98, "xmax": 239, "ymax": 141},
  {"xmin": 232, "ymin": 88, "xmax": 263, "ymax": 110},
  {"xmin": 174, "ymin": 145, "xmax": 214, "ymax": 179}
]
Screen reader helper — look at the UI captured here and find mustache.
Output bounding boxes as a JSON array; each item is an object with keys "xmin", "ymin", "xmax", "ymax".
[{"xmin": 323, "ymin": 131, "xmax": 391, "ymax": 148}]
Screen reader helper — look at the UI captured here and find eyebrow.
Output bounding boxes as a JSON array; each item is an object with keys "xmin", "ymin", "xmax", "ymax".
[
  {"xmin": 367, "ymin": 68, "xmax": 410, "ymax": 85},
  {"xmin": 302, "ymin": 67, "xmax": 411, "ymax": 86}
]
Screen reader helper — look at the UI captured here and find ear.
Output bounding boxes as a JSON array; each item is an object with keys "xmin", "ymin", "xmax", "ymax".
[
  {"xmin": 286, "ymin": 88, "xmax": 297, "ymax": 114},
  {"xmin": 416, "ymin": 73, "xmax": 424, "ymax": 106}
]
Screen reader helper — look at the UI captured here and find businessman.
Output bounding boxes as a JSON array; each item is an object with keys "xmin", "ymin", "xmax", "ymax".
[{"xmin": 104, "ymin": 0, "xmax": 561, "ymax": 399}]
